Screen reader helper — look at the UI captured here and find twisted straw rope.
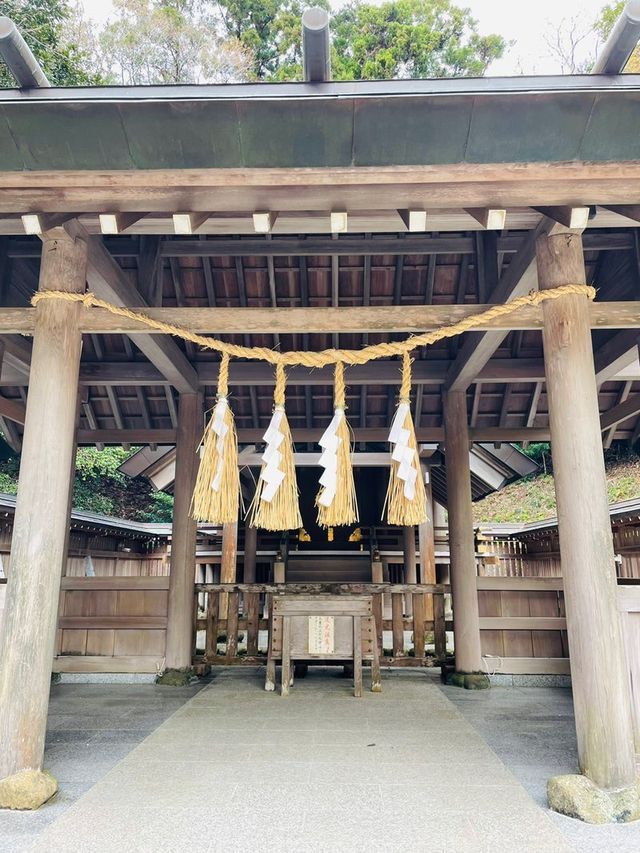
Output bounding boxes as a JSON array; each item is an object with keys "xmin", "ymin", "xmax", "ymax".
[{"xmin": 31, "ymin": 284, "xmax": 596, "ymax": 368}]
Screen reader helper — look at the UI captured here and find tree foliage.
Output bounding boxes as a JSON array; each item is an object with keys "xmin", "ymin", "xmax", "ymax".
[
  {"xmin": 329, "ymin": 0, "xmax": 506, "ymax": 81},
  {"xmin": 0, "ymin": 0, "xmax": 101, "ymax": 86},
  {"xmin": 96, "ymin": 0, "xmax": 253, "ymax": 84},
  {"xmin": 0, "ymin": 447, "xmax": 174, "ymax": 522},
  {"xmin": 2, "ymin": 0, "xmax": 506, "ymax": 85},
  {"xmin": 594, "ymin": 2, "xmax": 640, "ymax": 71}
]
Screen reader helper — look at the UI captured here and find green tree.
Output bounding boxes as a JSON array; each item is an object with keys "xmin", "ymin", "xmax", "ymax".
[
  {"xmin": 0, "ymin": 0, "xmax": 101, "ymax": 86},
  {"xmin": 330, "ymin": 0, "xmax": 506, "ymax": 81},
  {"xmin": 594, "ymin": 2, "xmax": 640, "ymax": 71},
  {"xmin": 219, "ymin": 0, "xmax": 505, "ymax": 80},
  {"xmin": 217, "ymin": 0, "xmax": 329, "ymax": 79},
  {"xmin": 96, "ymin": 0, "xmax": 253, "ymax": 84}
]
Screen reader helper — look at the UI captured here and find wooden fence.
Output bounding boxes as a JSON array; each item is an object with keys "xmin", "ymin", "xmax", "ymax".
[
  {"xmin": 193, "ymin": 583, "xmax": 449, "ymax": 667},
  {"xmin": 617, "ymin": 583, "xmax": 640, "ymax": 752},
  {"xmin": 54, "ymin": 576, "xmax": 169, "ymax": 673},
  {"xmin": 477, "ymin": 576, "xmax": 569, "ymax": 675}
]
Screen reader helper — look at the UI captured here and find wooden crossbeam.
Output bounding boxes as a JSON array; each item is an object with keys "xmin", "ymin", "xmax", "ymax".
[
  {"xmin": 445, "ymin": 218, "xmax": 581, "ymax": 391},
  {"xmin": 75, "ymin": 426, "xmax": 552, "ymax": 446},
  {"xmin": 600, "ymin": 394, "xmax": 640, "ymax": 431},
  {"xmin": 1, "ymin": 301, "xmax": 639, "ymax": 336},
  {"xmin": 64, "ymin": 221, "xmax": 198, "ymax": 394},
  {"xmin": 44, "ymin": 358, "xmax": 548, "ymax": 388},
  {"xmin": 594, "ymin": 331, "xmax": 639, "ymax": 384},
  {"xmin": 5, "ymin": 232, "xmax": 635, "ymax": 260}
]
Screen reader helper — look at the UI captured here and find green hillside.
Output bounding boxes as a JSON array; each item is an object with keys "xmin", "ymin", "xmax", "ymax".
[{"xmin": 473, "ymin": 452, "xmax": 640, "ymax": 524}]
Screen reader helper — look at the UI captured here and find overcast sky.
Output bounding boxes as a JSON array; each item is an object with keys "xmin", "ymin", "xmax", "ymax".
[{"xmin": 79, "ymin": 0, "xmax": 611, "ymax": 76}]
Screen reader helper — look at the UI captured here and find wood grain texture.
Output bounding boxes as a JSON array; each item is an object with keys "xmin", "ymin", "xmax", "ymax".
[
  {"xmin": 538, "ymin": 228, "xmax": 636, "ymax": 789},
  {"xmin": 0, "ymin": 231, "xmax": 87, "ymax": 779},
  {"xmin": 164, "ymin": 392, "xmax": 201, "ymax": 669}
]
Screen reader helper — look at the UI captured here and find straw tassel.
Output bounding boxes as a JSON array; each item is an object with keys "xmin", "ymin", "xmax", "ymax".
[
  {"xmin": 384, "ymin": 353, "xmax": 427, "ymax": 525},
  {"xmin": 316, "ymin": 362, "xmax": 358, "ymax": 528},
  {"xmin": 192, "ymin": 354, "xmax": 240, "ymax": 524},
  {"xmin": 248, "ymin": 363, "xmax": 302, "ymax": 531}
]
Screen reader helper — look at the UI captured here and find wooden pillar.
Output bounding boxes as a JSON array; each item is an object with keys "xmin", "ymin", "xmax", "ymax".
[
  {"xmin": 403, "ymin": 526, "xmax": 416, "ymax": 616},
  {"xmin": 443, "ymin": 390, "xmax": 482, "ymax": 674},
  {"xmin": 537, "ymin": 229, "xmax": 636, "ymax": 790},
  {"xmin": 419, "ymin": 465, "xmax": 436, "ymax": 620},
  {"xmin": 0, "ymin": 231, "xmax": 87, "ymax": 782},
  {"xmin": 243, "ymin": 524, "xmax": 257, "ymax": 583},
  {"xmin": 221, "ymin": 522, "xmax": 238, "ymax": 584},
  {"xmin": 165, "ymin": 392, "xmax": 201, "ymax": 670}
]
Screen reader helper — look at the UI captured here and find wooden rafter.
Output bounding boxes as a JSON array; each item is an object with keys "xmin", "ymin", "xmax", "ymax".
[
  {"xmin": 445, "ymin": 218, "xmax": 578, "ymax": 391},
  {"xmin": 64, "ymin": 221, "xmax": 198, "ymax": 394}
]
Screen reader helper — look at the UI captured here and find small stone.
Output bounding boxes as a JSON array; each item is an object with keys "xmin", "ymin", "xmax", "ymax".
[
  {"xmin": 155, "ymin": 667, "xmax": 194, "ymax": 687},
  {"xmin": 0, "ymin": 770, "xmax": 57, "ymax": 810},
  {"xmin": 548, "ymin": 774, "xmax": 640, "ymax": 824}
]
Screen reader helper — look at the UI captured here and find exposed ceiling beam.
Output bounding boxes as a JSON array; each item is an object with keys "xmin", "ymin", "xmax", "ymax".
[
  {"xmin": 75, "ymin": 426, "xmax": 552, "ymax": 446},
  {"xmin": 2, "ymin": 300, "xmax": 640, "ymax": 336},
  {"xmin": 64, "ymin": 221, "xmax": 198, "ymax": 394},
  {"xmin": 603, "ymin": 380, "xmax": 633, "ymax": 448},
  {"xmin": 594, "ymin": 332, "xmax": 640, "ymax": 384},
  {"xmin": 70, "ymin": 358, "xmax": 549, "ymax": 388},
  {"xmin": 5, "ymin": 231, "xmax": 634, "ymax": 260},
  {"xmin": 445, "ymin": 218, "xmax": 573, "ymax": 391},
  {"xmin": 600, "ymin": 393, "xmax": 640, "ymax": 431}
]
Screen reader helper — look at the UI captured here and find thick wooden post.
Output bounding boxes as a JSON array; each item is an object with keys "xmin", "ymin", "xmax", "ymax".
[
  {"xmin": 419, "ymin": 465, "xmax": 436, "ymax": 620},
  {"xmin": 221, "ymin": 522, "xmax": 238, "ymax": 584},
  {"xmin": 0, "ymin": 232, "xmax": 87, "ymax": 787},
  {"xmin": 443, "ymin": 390, "xmax": 482, "ymax": 673},
  {"xmin": 537, "ymin": 229, "xmax": 636, "ymax": 790},
  {"xmin": 165, "ymin": 392, "xmax": 201, "ymax": 670},
  {"xmin": 403, "ymin": 526, "xmax": 416, "ymax": 616},
  {"xmin": 243, "ymin": 524, "xmax": 258, "ymax": 583}
]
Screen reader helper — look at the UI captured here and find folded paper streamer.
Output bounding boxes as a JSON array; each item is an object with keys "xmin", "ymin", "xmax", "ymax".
[
  {"xmin": 249, "ymin": 364, "xmax": 302, "ymax": 531},
  {"xmin": 316, "ymin": 362, "xmax": 358, "ymax": 528},
  {"xmin": 385, "ymin": 354, "xmax": 427, "ymax": 525},
  {"xmin": 192, "ymin": 354, "xmax": 240, "ymax": 524}
]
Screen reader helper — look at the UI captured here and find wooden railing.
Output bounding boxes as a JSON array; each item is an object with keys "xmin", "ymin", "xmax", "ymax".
[{"xmin": 193, "ymin": 583, "xmax": 450, "ymax": 667}]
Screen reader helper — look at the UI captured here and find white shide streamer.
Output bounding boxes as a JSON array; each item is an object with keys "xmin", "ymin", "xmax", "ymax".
[
  {"xmin": 210, "ymin": 396, "xmax": 229, "ymax": 493},
  {"xmin": 387, "ymin": 401, "xmax": 418, "ymax": 500},
  {"xmin": 317, "ymin": 408, "xmax": 344, "ymax": 507},
  {"xmin": 259, "ymin": 406, "xmax": 286, "ymax": 503}
]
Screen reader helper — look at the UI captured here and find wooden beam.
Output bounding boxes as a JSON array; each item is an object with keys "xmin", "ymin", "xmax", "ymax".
[
  {"xmin": 0, "ymin": 394, "xmax": 26, "ymax": 425},
  {"xmin": 0, "ymin": 230, "xmax": 86, "ymax": 784},
  {"xmin": 445, "ymin": 218, "xmax": 566, "ymax": 391},
  {"xmin": 99, "ymin": 213, "xmax": 145, "ymax": 235},
  {"xmin": 397, "ymin": 210, "xmax": 427, "ymax": 231},
  {"xmin": 65, "ymin": 221, "xmax": 198, "ymax": 393},
  {"xmin": 600, "ymin": 204, "xmax": 640, "ymax": 223},
  {"xmin": 465, "ymin": 208, "xmax": 506, "ymax": 230},
  {"xmin": 603, "ymin": 381, "xmax": 633, "ymax": 448},
  {"xmin": 443, "ymin": 390, "xmax": 483, "ymax": 673},
  {"xmin": 6, "ymin": 231, "xmax": 635, "ymax": 260},
  {"xmin": 74, "ymin": 425, "xmax": 551, "ymax": 446},
  {"xmin": 600, "ymin": 392, "xmax": 640, "ymax": 431},
  {"xmin": 1, "ymin": 301, "xmax": 638, "ymax": 336},
  {"xmin": 533, "ymin": 206, "xmax": 590, "ymax": 229},
  {"xmin": 537, "ymin": 225, "xmax": 636, "ymax": 789},
  {"xmin": 594, "ymin": 331, "xmax": 639, "ymax": 384},
  {"xmin": 172, "ymin": 213, "xmax": 208, "ymax": 234},
  {"xmin": 165, "ymin": 393, "xmax": 201, "ymax": 669}
]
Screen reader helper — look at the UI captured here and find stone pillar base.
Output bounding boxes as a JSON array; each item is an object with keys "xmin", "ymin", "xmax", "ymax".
[
  {"xmin": 441, "ymin": 665, "xmax": 490, "ymax": 690},
  {"xmin": 548, "ymin": 774, "xmax": 640, "ymax": 824},
  {"xmin": 0, "ymin": 770, "xmax": 57, "ymax": 810},
  {"xmin": 155, "ymin": 667, "xmax": 195, "ymax": 687}
]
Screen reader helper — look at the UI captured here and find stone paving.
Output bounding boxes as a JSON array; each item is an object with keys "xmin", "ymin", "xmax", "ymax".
[
  {"xmin": 3, "ymin": 668, "xmax": 577, "ymax": 853},
  {"xmin": 443, "ymin": 680, "xmax": 640, "ymax": 853}
]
